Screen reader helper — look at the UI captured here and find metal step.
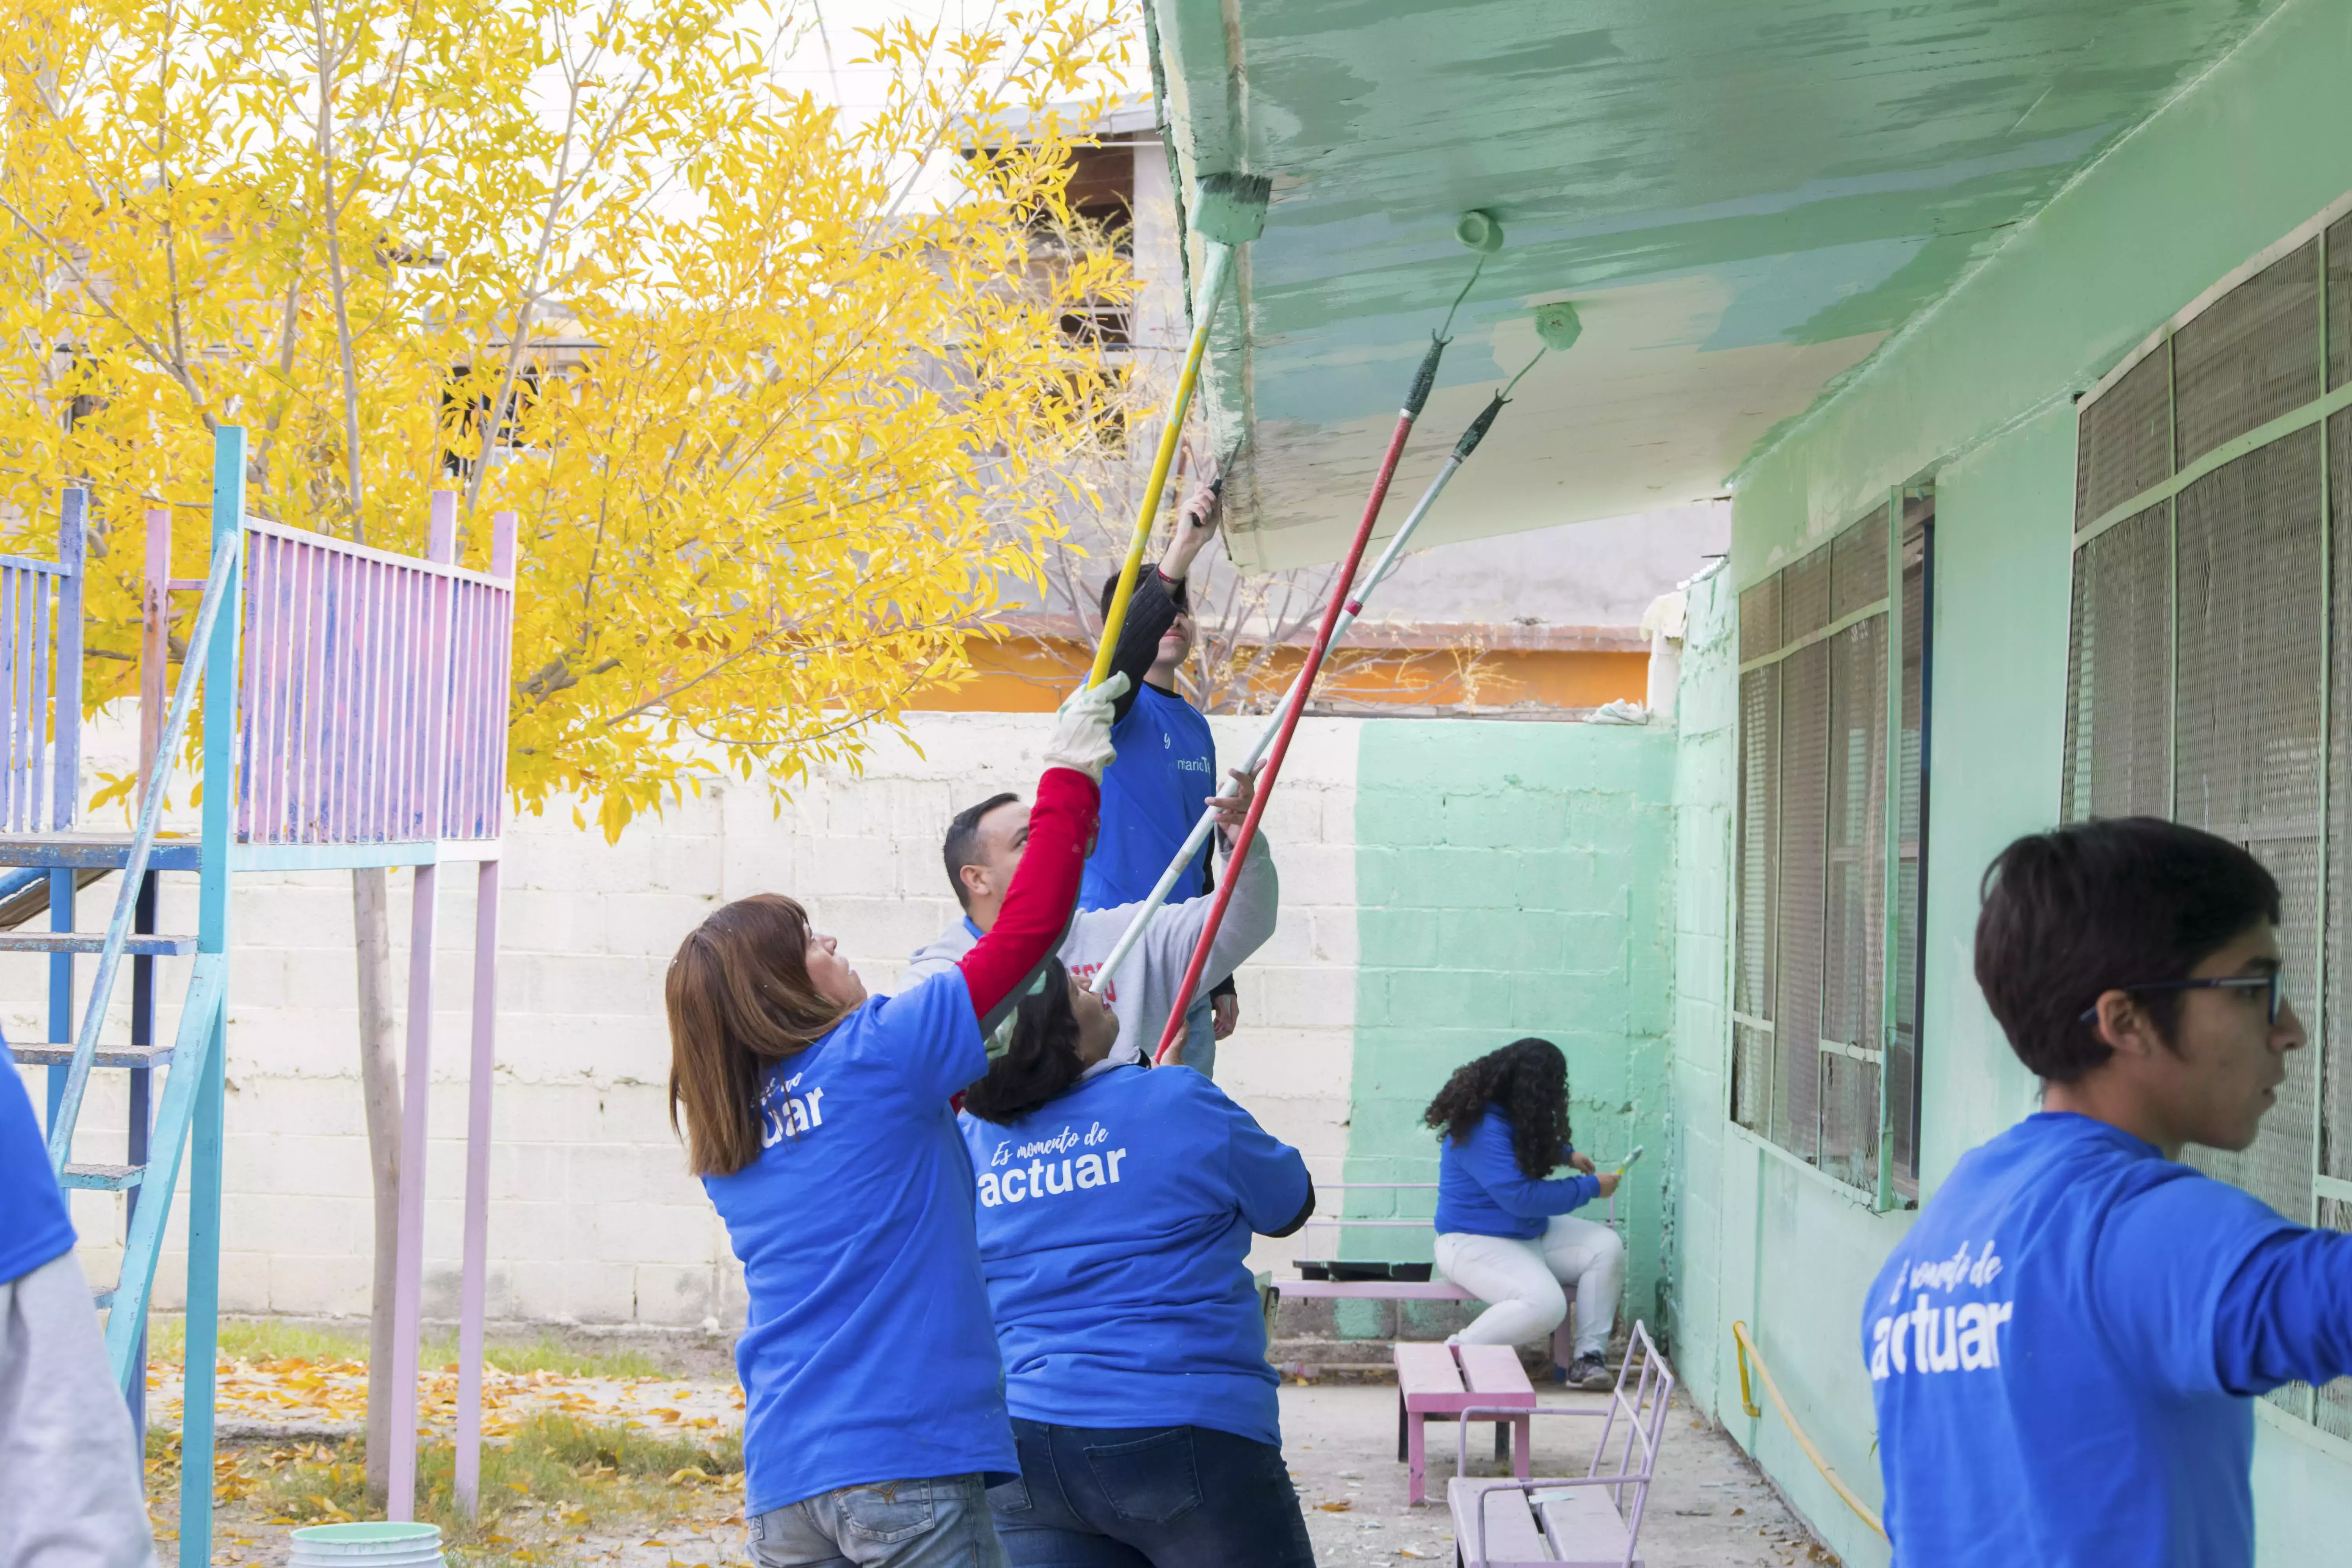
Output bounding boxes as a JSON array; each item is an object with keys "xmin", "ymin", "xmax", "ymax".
[
  {"xmin": 62, "ymin": 1163, "xmax": 145, "ymax": 1191},
  {"xmin": 0, "ymin": 866, "xmax": 111, "ymax": 931},
  {"xmin": 9, "ymin": 1042, "xmax": 172, "ymax": 1069},
  {"xmin": 0, "ymin": 833, "xmax": 203, "ymax": 871},
  {"xmin": 0, "ymin": 932, "xmax": 196, "ymax": 956}
]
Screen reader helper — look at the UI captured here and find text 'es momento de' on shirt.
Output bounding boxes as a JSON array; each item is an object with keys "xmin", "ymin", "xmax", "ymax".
[{"xmin": 960, "ymin": 1062, "xmax": 1310, "ymax": 1446}]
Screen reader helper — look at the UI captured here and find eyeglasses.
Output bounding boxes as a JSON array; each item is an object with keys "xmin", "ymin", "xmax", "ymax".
[{"xmin": 2077, "ymin": 971, "xmax": 2285, "ymax": 1026}]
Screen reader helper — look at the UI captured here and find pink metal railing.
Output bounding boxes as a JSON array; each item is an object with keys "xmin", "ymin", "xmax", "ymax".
[
  {"xmin": 235, "ymin": 496, "xmax": 517, "ymax": 846},
  {"xmin": 0, "ymin": 494, "xmax": 84, "ymax": 834}
]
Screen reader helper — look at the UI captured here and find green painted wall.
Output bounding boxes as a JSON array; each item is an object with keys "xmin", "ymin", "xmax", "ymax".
[
  {"xmin": 1665, "ymin": 563, "xmax": 1735, "ymax": 1422},
  {"xmin": 1684, "ymin": 0, "xmax": 2352, "ymax": 1561},
  {"xmin": 1343, "ymin": 720, "xmax": 1676, "ymax": 1345}
]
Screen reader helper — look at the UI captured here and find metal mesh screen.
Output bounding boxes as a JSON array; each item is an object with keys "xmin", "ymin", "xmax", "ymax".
[
  {"xmin": 2329, "ymin": 217, "xmax": 2352, "ymax": 392},
  {"xmin": 1734, "ymin": 666, "xmax": 1780, "ymax": 1134},
  {"xmin": 2319, "ymin": 1198, "xmax": 2352, "ymax": 1439},
  {"xmin": 2238, "ymin": 837, "xmax": 2320, "ymax": 1223},
  {"xmin": 2067, "ymin": 216, "xmax": 2351, "ymax": 1442},
  {"xmin": 1820, "ymin": 617, "xmax": 1887, "ymax": 1189},
  {"xmin": 1831, "ymin": 508, "xmax": 1888, "ymax": 621},
  {"xmin": 2061, "ymin": 505, "xmax": 2172, "ymax": 822},
  {"xmin": 2172, "ymin": 432, "xmax": 2323, "ymax": 835},
  {"xmin": 1736, "ymin": 505, "xmax": 1928, "ymax": 1189},
  {"xmin": 1771, "ymin": 639, "xmax": 1829, "ymax": 1158},
  {"xmin": 2173, "ymin": 430, "xmax": 2322, "ymax": 1222},
  {"xmin": 2328, "ymin": 410, "xmax": 2352, "ymax": 1178},
  {"xmin": 1740, "ymin": 577, "xmax": 1782, "ymax": 663},
  {"xmin": 2172, "ymin": 240, "xmax": 2320, "ymax": 468},
  {"xmin": 1891, "ymin": 520, "xmax": 1929, "ymax": 1192},
  {"xmin": 1783, "ymin": 543, "xmax": 1831, "ymax": 646},
  {"xmin": 2075, "ymin": 345, "xmax": 2171, "ymax": 527}
]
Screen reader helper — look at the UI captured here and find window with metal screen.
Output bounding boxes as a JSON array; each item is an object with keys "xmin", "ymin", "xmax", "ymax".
[
  {"xmin": 1733, "ymin": 497, "xmax": 1932, "ymax": 1206},
  {"xmin": 2066, "ymin": 209, "xmax": 2352, "ymax": 1430}
]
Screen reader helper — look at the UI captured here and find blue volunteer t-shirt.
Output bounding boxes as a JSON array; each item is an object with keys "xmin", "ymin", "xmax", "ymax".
[
  {"xmin": 1, "ymin": 1047, "xmax": 74, "ymax": 1285},
  {"xmin": 1080, "ymin": 684, "xmax": 1216, "ymax": 911},
  {"xmin": 1866, "ymin": 1112, "xmax": 2304, "ymax": 1568},
  {"xmin": 959, "ymin": 1064, "xmax": 1309, "ymax": 1445},
  {"xmin": 704, "ymin": 969, "xmax": 1014, "ymax": 1515},
  {"xmin": 1433, "ymin": 1106, "xmax": 1599, "ymax": 1240}
]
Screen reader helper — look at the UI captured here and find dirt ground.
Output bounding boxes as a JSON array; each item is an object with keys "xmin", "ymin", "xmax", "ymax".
[
  {"xmin": 149, "ymin": 1321, "xmax": 1836, "ymax": 1566},
  {"xmin": 1279, "ymin": 1383, "xmax": 1837, "ymax": 1568}
]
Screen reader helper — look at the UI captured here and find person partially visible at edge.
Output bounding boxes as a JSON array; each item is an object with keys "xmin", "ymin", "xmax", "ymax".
[
  {"xmin": 1425, "ymin": 1038, "xmax": 1626, "ymax": 1392},
  {"xmin": 900, "ymin": 762, "xmax": 1272, "ymax": 1074},
  {"xmin": 664, "ymin": 677, "xmax": 1123, "ymax": 1568},
  {"xmin": 0, "ymin": 1044, "xmax": 159, "ymax": 1568},
  {"xmin": 1081, "ymin": 474, "xmax": 1241, "ymax": 1071},
  {"xmin": 1866, "ymin": 816, "xmax": 2350, "ymax": 1568},
  {"xmin": 958, "ymin": 958, "xmax": 1318, "ymax": 1568}
]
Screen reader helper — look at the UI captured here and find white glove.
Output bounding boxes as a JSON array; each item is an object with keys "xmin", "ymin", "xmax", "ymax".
[{"xmin": 1043, "ymin": 672, "xmax": 1127, "ymax": 784}]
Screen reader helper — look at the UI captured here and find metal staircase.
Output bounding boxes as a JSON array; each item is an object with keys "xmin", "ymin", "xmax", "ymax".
[
  {"xmin": 11, "ymin": 426, "xmax": 519, "ymax": 1564},
  {"xmin": 6, "ymin": 439, "xmax": 245, "ymax": 1559}
]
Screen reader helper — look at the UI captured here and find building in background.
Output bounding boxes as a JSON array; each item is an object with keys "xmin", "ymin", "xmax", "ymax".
[
  {"xmin": 1147, "ymin": 0, "xmax": 2352, "ymax": 1562},
  {"xmin": 920, "ymin": 98, "xmax": 1728, "ymax": 717}
]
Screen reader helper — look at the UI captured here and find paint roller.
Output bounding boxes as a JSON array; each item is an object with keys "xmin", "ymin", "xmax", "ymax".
[
  {"xmin": 1149, "ymin": 296, "xmax": 1579, "ymax": 1063},
  {"xmin": 1087, "ymin": 171, "xmax": 1272, "ymax": 689},
  {"xmin": 1080, "ymin": 219, "xmax": 1483, "ymax": 1010}
]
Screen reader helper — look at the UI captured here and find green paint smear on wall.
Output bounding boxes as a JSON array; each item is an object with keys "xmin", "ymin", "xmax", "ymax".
[
  {"xmin": 1344, "ymin": 720, "xmax": 1676, "ymax": 1345},
  {"xmin": 1154, "ymin": 0, "xmax": 2285, "ymax": 430}
]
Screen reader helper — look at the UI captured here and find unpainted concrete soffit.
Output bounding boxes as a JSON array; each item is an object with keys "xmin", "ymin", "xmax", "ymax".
[{"xmin": 1151, "ymin": 0, "xmax": 2287, "ymax": 571}]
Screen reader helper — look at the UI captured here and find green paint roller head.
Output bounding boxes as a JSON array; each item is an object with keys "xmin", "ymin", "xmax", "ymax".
[
  {"xmin": 1534, "ymin": 301, "xmax": 1582, "ymax": 352},
  {"xmin": 1192, "ymin": 171, "xmax": 1272, "ymax": 245},
  {"xmin": 1455, "ymin": 209, "xmax": 1504, "ymax": 253}
]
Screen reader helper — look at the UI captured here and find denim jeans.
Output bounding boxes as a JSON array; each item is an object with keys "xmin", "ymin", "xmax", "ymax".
[
  {"xmin": 987, "ymin": 1418, "xmax": 1316, "ymax": 1568},
  {"xmin": 749, "ymin": 1474, "xmax": 1010, "ymax": 1568}
]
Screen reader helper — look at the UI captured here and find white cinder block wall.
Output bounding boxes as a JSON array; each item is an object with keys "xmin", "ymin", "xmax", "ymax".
[{"xmin": 16, "ymin": 710, "xmax": 1359, "ymax": 1330}]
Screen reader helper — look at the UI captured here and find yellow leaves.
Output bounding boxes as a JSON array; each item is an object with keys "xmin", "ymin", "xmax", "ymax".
[{"xmin": 0, "ymin": 0, "xmax": 1132, "ymax": 829}]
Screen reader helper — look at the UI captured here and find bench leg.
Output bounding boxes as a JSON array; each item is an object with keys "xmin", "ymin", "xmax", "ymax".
[
  {"xmin": 1397, "ymin": 1390, "xmax": 1407, "ymax": 1463},
  {"xmin": 1512, "ymin": 1414, "xmax": 1530, "ymax": 1481},
  {"xmin": 1406, "ymin": 1406, "xmax": 1427, "ymax": 1506},
  {"xmin": 1494, "ymin": 1419, "xmax": 1508, "ymax": 1463}
]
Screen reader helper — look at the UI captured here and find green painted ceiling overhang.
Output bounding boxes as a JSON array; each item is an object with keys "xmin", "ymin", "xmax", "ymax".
[{"xmin": 1151, "ymin": 0, "xmax": 2285, "ymax": 571}]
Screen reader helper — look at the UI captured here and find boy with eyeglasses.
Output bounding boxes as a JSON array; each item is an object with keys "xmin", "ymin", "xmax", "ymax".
[{"xmin": 1866, "ymin": 816, "xmax": 2352, "ymax": 1568}]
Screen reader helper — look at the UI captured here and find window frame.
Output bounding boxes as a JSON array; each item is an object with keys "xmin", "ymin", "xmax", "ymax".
[
  {"xmin": 2064, "ymin": 192, "xmax": 2352, "ymax": 1436},
  {"xmin": 1733, "ymin": 489, "xmax": 1932, "ymax": 1212}
]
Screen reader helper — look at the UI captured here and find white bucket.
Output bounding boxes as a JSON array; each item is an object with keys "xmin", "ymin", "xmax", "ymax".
[{"xmin": 286, "ymin": 1522, "xmax": 445, "ymax": 1568}]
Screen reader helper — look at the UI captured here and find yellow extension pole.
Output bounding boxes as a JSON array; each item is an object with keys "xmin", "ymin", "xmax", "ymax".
[
  {"xmin": 1731, "ymin": 1320, "xmax": 1889, "ymax": 1542},
  {"xmin": 1089, "ymin": 241, "xmax": 1238, "ymax": 687}
]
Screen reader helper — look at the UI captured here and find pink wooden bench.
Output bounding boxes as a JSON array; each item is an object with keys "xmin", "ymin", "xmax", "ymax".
[
  {"xmin": 1448, "ymin": 1321, "xmax": 1677, "ymax": 1568},
  {"xmin": 1274, "ymin": 1177, "xmax": 1617, "ymax": 1378},
  {"xmin": 1394, "ymin": 1341, "xmax": 1536, "ymax": 1506}
]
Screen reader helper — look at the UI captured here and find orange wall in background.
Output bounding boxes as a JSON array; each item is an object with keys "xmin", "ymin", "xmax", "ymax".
[{"xmin": 905, "ymin": 634, "xmax": 1651, "ymax": 715}]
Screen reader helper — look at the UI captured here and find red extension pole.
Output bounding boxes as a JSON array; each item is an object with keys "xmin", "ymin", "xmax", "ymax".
[{"xmin": 1152, "ymin": 339, "xmax": 1447, "ymax": 1064}]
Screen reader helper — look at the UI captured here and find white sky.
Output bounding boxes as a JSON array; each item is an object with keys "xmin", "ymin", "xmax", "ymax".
[{"xmin": 763, "ymin": 0, "xmax": 1149, "ymax": 117}]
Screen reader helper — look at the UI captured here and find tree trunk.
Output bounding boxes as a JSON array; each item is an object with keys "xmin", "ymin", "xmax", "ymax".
[{"xmin": 352, "ymin": 866, "xmax": 403, "ymax": 1499}]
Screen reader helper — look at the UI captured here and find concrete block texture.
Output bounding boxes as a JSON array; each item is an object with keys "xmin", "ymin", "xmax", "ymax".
[
  {"xmin": 19, "ymin": 707, "xmax": 1365, "ymax": 1327},
  {"xmin": 1350, "ymin": 719, "xmax": 1676, "ymax": 1353}
]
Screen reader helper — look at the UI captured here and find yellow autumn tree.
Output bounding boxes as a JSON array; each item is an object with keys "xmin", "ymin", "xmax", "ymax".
[{"xmin": 0, "ymin": 0, "xmax": 1134, "ymax": 1492}]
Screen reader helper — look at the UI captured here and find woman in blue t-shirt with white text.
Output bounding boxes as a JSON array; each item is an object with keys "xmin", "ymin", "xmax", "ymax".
[
  {"xmin": 1426, "ymin": 1038, "xmax": 1625, "ymax": 1391},
  {"xmin": 665, "ymin": 679, "xmax": 1123, "ymax": 1568},
  {"xmin": 958, "ymin": 961, "xmax": 1317, "ymax": 1567}
]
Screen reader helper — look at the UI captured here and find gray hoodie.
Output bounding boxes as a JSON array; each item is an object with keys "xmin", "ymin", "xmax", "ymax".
[{"xmin": 898, "ymin": 835, "xmax": 1278, "ymax": 1076}]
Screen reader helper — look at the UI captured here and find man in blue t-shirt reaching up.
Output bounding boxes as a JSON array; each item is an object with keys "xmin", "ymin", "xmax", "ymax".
[
  {"xmin": 1084, "ymin": 474, "xmax": 1239, "ymax": 1072},
  {"xmin": 1867, "ymin": 816, "xmax": 2352, "ymax": 1568}
]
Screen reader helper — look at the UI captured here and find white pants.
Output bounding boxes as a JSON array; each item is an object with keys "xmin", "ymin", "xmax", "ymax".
[
  {"xmin": 0, "ymin": 1250, "xmax": 159, "ymax": 1568},
  {"xmin": 1434, "ymin": 1216, "xmax": 1625, "ymax": 1358}
]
